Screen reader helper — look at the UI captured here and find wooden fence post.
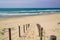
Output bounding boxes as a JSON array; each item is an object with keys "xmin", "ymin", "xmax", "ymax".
[
  {"xmin": 36, "ymin": 24, "xmax": 43, "ymax": 40},
  {"xmin": 18, "ymin": 26, "xmax": 21, "ymax": 37},
  {"xmin": 26, "ymin": 24, "xmax": 30, "ymax": 30},
  {"xmin": 50, "ymin": 35, "xmax": 56, "ymax": 40},
  {"xmin": 26, "ymin": 24, "xmax": 27, "ymax": 30},
  {"xmin": 40, "ymin": 27, "xmax": 43, "ymax": 40},
  {"xmin": 23, "ymin": 25, "xmax": 25, "ymax": 33},
  {"xmin": 36, "ymin": 24, "xmax": 41, "ymax": 36},
  {"xmin": 8, "ymin": 28, "xmax": 11, "ymax": 40},
  {"xmin": 28, "ymin": 24, "xmax": 30, "ymax": 28}
]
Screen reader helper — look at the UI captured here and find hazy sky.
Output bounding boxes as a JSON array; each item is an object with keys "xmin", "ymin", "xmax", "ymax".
[{"xmin": 0, "ymin": 0, "xmax": 60, "ymax": 8}]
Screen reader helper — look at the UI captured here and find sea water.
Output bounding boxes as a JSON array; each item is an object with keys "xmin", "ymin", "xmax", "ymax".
[{"xmin": 0, "ymin": 8, "xmax": 60, "ymax": 18}]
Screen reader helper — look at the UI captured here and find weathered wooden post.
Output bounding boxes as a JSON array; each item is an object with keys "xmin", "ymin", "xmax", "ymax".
[
  {"xmin": 18, "ymin": 26, "xmax": 21, "ymax": 37},
  {"xmin": 50, "ymin": 35, "xmax": 56, "ymax": 40},
  {"xmin": 26, "ymin": 24, "xmax": 27, "ymax": 30},
  {"xmin": 23, "ymin": 25, "xmax": 25, "ymax": 33},
  {"xmin": 40, "ymin": 27, "xmax": 43, "ymax": 40},
  {"xmin": 8, "ymin": 28, "xmax": 11, "ymax": 40},
  {"xmin": 36, "ymin": 24, "xmax": 41, "ymax": 36},
  {"xmin": 28, "ymin": 24, "xmax": 30, "ymax": 28},
  {"xmin": 36, "ymin": 24, "xmax": 43, "ymax": 40},
  {"xmin": 26, "ymin": 24, "xmax": 30, "ymax": 30}
]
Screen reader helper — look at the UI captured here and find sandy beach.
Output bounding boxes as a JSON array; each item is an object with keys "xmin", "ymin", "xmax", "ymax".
[{"xmin": 0, "ymin": 13, "xmax": 60, "ymax": 40}]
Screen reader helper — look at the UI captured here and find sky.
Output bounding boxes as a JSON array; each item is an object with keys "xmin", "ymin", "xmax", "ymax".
[{"xmin": 0, "ymin": 0, "xmax": 60, "ymax": 8}]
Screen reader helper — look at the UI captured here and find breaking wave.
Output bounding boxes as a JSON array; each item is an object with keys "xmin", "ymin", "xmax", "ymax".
[{"xmin": 0, "ymin": 8, "xmax": 60, "ymax": 18}]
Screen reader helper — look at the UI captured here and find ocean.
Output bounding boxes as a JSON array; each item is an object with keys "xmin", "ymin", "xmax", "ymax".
[{"xmin": 0, "ymin": 8, "xmax": 60, "ymax": 18}]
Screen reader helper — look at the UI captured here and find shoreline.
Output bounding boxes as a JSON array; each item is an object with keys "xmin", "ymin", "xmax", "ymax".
[
  {"xmin": 0, "ymin": 13, "xmax": 60, "ymax": 21},
  {"xmin": 0, "ymin": 13, "xmax": 60, "ymax": 19}
]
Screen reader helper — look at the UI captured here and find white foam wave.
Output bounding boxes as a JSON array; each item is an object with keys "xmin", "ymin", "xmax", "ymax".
[
  {"xmin": 0, "ymin": 10, "xmax": 60, "ymax": 16},
  {"xmin": 0, "ymin": 13, "xmax": 39, "ymax": 16}
]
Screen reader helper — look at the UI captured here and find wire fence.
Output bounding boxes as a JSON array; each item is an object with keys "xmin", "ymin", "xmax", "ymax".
[
  {"xmin": 0, "ymin": 24, "xmax": 30, "ymax": 40},
  {"xmin": 0, "ymin": 26, "xmax": 20, "ymax": 40},
  {"xmin": 0, "ymin": 24, "xmax": 46, "ymax": 40}
]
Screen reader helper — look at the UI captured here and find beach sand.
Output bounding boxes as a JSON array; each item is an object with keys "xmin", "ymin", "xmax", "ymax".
[{"xmin": 0, "ymin": 13, "xmax": 60, "ymax": 40}]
